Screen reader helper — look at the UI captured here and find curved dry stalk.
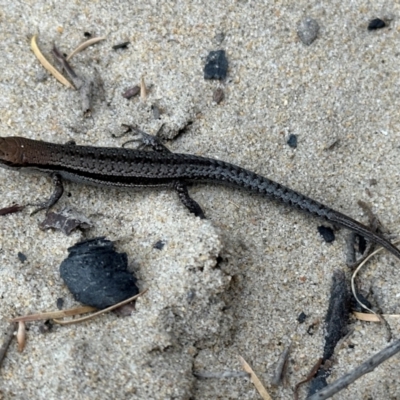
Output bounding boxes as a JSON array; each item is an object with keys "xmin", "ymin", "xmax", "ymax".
[
  {"xmin": 30, "ymin": 35, "xmax": 74, "ymax": 89},
  {"xmin": 53, "ymin": 288, "xmax": 148, "ymax": 325},
  {"xmin": 66, "ymin": 36, "xmax": 107, "ymax": 61},
  {"xmin": 351, "ymin": 238, "xmax": 400, "ymax": 314}
]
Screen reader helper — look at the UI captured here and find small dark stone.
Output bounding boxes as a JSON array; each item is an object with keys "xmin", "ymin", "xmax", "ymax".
[
  {"xmin": 297, "ymin": 311, "xmax": 307, "ymax": 323},
  {"xmin": 56, "ymin": 298, "xmax": 64, "ymax": 310},
  {"xmin": 318, "ymin": 226, "xmax": 335, "ymax": 243},
  {"xmin": 122, "ymin": 85, "xmax": 140, "ymax": 99},
  {"xmin": 204, "ymin": 50, "xmax": 228, "ymax": 80},
  {"xmin": 153, "ymin": 240, "xmax": 165, "ymax": 250},
  {"xmin": 17, "ymin": 252, "xmax": 27, "ymax": 263},
  {"xmin": 307, "ymin": 323, "xmax": 316, "ymax": 335},
  {"xmin": 112, "ymin": 42, "xmax": 130, "ymax": 50},
  {"xmin": 368, "ymin": 18, "xmax": 386, "ymax": 30},
  {"xmin": 213, "ymin": 88, "xmax": 225, "ymax": 104},
  {"xmin": 60, "ymin": 237, "xmax": 138, "ymax": 309},
  {"xmin": 39, "ymin": 320, "xmax": 53, "ymax": 334},
  {"xmin": 152, "ymin": 104, "xmax": 161, "ymax": 119},
  {"xmin": 84, "ymin": 32, "xmax": 92, "ymax": 38},
  {"xmin": 297, "ymin": 17, "xmax": 320, "ymax": 45},
  {"xmin": 287, "ymin": 134, "xmax": 297, "ymax": 148}
]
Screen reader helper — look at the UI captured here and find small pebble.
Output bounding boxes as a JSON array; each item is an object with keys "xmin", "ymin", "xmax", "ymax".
[
  {"xmin": 318, "ymin": 226, "xmax": 335, "ymax": 243},
  {"xmin": 153, "ymin": 240, "xmax": 165, "ymax": 250},
  {"xmin": 368, "ymin": 18, "xmax": 386, "ymax": 30},
  {"xmin": 56, "ymin": 298, "xmax": 64, "ymax": 310},
  {"xmin": 214, "ymin": 32, "xmax": 225, "ymax": 44},
  {"xmin": 287, "ymin": 134, "xmax": 297, "ymax": 148},
  {"xmin": 297, "ymin": 17, "xmax": 320, "ymax": 46},
  {"xmin": 204, "ymin": 50, "xmax": 228, "ymax": 80},
  {"xmin": 297, "ymin": 311, "xmax": 307, "ymax": 324},
  {"xmin": 152, "ymin": 104, "xmax": 161, "ymax": 119},
  {"xmin": 17, "ymin": 252, "xmax": 27, "ymax": 263},
  {"xmin": 122, "ymin": 85, "xmax": 140, "ymax": 99},
  {"xmin": 213, "ymin": 88, "xmax": 225, "ymax": 104}
]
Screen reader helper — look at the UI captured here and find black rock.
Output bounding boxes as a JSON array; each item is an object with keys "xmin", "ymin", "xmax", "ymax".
[
  {"xmin": 297, "ymin": 311, "xmax": 307, "ymax": 323},
  {"xmin": 368, "ymin": 18, "xmax": 386, "ymax": 30},
  {"xmin": 287, "ymin": 134, "xmax": 298, "ymax": 148},
  {"xmin": 204, "ymin": 50, "xmax": 228, "ymax": 80},
  {"xmin": 60, "ymin": 237, "xmax": 138, "ymax": 309}
]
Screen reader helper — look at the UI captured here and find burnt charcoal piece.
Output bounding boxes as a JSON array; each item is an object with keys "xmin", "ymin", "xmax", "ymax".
[
  {"xmin": 112, "ymin": 42, "xmax": 130, "ymax": 50},
  {"xmin": 297, "ymin": 311, "xmax": 307, "ymax": 323},
  {"xmin": 287, "ymin": 134, "xmax": 297, "ymax": 148},
  {"xmin": 153, "ymin": 240, "xmax": 165, "ymax": 250},
  {"xmin": 56, "ymin": 298, "xmax": 64, "ymax": 310},
  {"xmin": 204, "ymin": 50, "xmax": 228, "ymax": 80},
  {"xmin": 323, "ymin": 270, "xmax": 350, "ymax": 361},
  {"xmin": 318, "ymin": 226, "xmax": 335, "ymax": 243},
  {"xmin": 368, "ymin": 18, "xmax": 386, "ymax": 30},
  {"xmin": 17, "ymin": 252, "xmax": 27, "ymax": 263},
  {"xmin": 60, "ymin": 237, "xmax": 138, "ymax": 309}
]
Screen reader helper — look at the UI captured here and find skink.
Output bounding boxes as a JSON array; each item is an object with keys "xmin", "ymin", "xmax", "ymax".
[{"xmin": 0, "ymin": 133, "xmax": 399, "ymax": 260}]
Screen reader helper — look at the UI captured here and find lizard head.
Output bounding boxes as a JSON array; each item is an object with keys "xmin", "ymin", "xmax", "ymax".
[{"xmin": 0, "ymin": 137, "xmax": 26, "ymax": 168}]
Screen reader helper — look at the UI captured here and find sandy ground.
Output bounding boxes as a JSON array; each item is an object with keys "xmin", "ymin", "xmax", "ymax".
[{"xmin": 1, "ymin": 1, "xmax": 400, "ymax": 399}]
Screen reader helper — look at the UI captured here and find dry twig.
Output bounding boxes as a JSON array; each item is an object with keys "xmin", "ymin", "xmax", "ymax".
[{"xmin": 308, "ymin": 339, "xmax": 400, "ymax": 400}]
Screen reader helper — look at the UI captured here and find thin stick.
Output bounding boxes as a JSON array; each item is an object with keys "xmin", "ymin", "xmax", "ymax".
[
  {"xmin": 351, "ymin": 238, "xmax": 400, "ymax": 314},
  {"xmin": 308, "ymin": 339, "xmax": 400, "ymax": 400},
  {"xmin": 53, "ymin": 289, "xmax": 148, "ymax": 325},
  {"xmin": 10, "ymin": 306, "xmax": 96, "ymax": 323}
]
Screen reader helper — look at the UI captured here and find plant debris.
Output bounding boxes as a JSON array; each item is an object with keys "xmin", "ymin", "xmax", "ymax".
[
  {"xmin": 39, "ymin": 206, "xmax": 92, "ymax": 235},
  {"xmin": 31, "ymin": 35, "xmax": 74, "ymax": 88}
]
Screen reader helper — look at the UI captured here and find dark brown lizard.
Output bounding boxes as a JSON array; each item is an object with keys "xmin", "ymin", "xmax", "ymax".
[{"xmin": 0, "ymin": 132, "xmax": 399, "ymax": 260}]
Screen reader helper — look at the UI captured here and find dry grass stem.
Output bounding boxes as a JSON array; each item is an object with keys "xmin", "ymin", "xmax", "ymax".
[{"xmin": 31, "ymin": 35, "xmax": 74, "ymax": 89}]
